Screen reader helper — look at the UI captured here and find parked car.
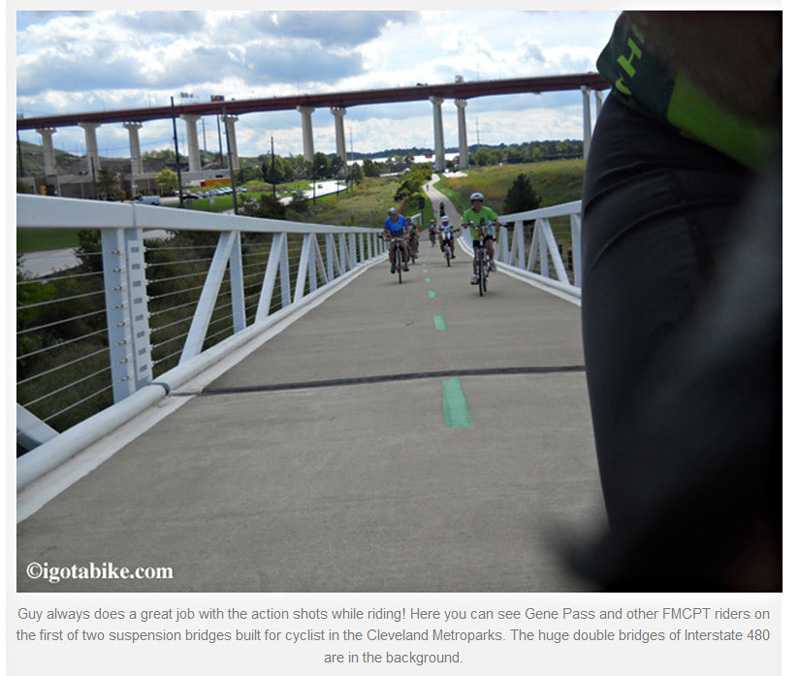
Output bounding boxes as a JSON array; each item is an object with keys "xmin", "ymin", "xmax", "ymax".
[{"xmin": 136, "ymin": 195, "xmax": 160, "ymax": 206}]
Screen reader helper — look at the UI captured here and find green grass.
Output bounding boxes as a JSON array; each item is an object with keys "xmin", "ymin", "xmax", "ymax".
[
  {"xmin": 439, "ymin": 159, "xmax": 586, "ymax": 212},
  {"xmin": 17, "ymin": 228, "xmax": 82, "ymax": 254},
  {"xmin": 292, "ymin": 176, "xmax": 403, "ymax": 229}
]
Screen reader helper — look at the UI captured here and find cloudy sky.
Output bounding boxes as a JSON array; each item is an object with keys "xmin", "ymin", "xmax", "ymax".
[{"xmin": 14, "ymin": 9, "xmax": 624, "ymax": 160}]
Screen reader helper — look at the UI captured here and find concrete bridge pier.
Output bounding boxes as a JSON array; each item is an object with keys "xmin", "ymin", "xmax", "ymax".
[
  {"xmin": 35, "ymin": 127, "xmax": 58, "ymax": 176},
  {"xmin": 122, "ymin": 122, "xmax": 144, "ymax": 174},
  {"xmin": 222, "ymin": 114, "xmax": 240, "ymax": 170},
  {"xmin": 180, "ymin": 114, "xmax": 202, "ymax": 172},
  {"xmin": 430, "ymin": 96, "xmax": 445, "ymax": 172},
  {"xmin": 455, "ymin": 99, "xmax": 468, "ymax": 169},
  {"xmin": 581, "ymin": 86, "xmax": 593, "ymax": 159},
  {"xmin": 78, "ymin": 121, "xmax": 101, "ymax": 174},
  {"xmin": 594, "ymin": 89, "xmax": 605, "ymax": 127},
  {"xmin": 298, "ymin": 106, "xmax": 316, "ymax": 163},
  {"xmin": 331, "ymin": 107, "xmax": 347, "ymax": 164}
]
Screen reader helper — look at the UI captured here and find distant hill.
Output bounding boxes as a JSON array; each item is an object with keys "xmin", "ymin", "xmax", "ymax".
[{"xmin": 17, "ymin": 141, "xmax": 173, "ymax": 178}]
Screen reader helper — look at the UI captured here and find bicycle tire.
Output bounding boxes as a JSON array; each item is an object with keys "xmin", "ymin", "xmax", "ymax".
[
  {"xmin": 396, "ymin": 248, "xmax": 403, "ymax": 284},
  {"xmin": 478, "ymin": 250, "xmax": 485, "ymax": 296},
  {"xmin": 446, "ymin": 248, "xmax": 451, "ymax": 267}
]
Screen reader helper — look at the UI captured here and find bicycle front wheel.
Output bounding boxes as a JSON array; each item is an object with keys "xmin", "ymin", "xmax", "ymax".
[{"xmin": 396, "ymin": 248, "xmax": 403, "ymax": 283}]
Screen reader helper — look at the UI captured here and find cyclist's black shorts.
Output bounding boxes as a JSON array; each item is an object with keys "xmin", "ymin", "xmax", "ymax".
[{"xmin": 472, "ymin": 236, "xmax": 493, "ymax": 247}]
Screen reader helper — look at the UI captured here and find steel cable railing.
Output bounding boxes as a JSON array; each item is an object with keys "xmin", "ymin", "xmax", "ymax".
[{"xmin": 17, "ymin": 194, "xmax": 385, "ymax": 472}]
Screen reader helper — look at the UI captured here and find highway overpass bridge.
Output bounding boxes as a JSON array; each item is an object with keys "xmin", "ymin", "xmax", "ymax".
[{"xmin": 18, "ymin": 73, "xmax": 609, "ymax": 179}]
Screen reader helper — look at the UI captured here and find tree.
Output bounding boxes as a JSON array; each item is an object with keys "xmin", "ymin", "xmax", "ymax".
[
  {"xmin": 155, "ymin": 168, "xmax": 178, "ymax": 195},
  {"xmin": 313, "ymin": 152, "xmax": 330, "ymax": 180},
  {"xmin": 240, "ymin": 193, "xmax": 286, "ymax": 220},
  {"xmin": 97, "ymin": 167, "xmax": 122, "ymax": 200},
  {"xmin": 351, "ymin": 162, "xmax": 364, "ymax": 184},
  {"xmin": 362, "ymin": 158, "xmax": 381, "ymax": 177},
  {"xmin": 504, "ymin": 173, "xmax": 541, "ymax": 214},
  {"xmin": 329, "ymin": 155, "xmax": 345, "ymax": 178},
  {"xmin": 289, "ymin": 190, "xmax": 309, "ymax": 213}
]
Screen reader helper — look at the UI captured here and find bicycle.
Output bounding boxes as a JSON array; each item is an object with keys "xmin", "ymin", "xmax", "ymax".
[
  {"xmin": 408, "ymin": 232, "xmax": 419, "ymax": 264},
  {"xmin": 472, "ymin": 223, "xmax": 490, "ymax": 296},
  {"xmin": 388, "ymin": 235, "xmax": 407, "ymax": 283},
  {"xmin": 441, "ymin": 230, "xmax": 454, "ymax": 267}
]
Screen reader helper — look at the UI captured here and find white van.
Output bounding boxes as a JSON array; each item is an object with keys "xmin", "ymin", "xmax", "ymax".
[{"xmin": 136, "ymin": 195, "xmax": 160, "ymax": 206}]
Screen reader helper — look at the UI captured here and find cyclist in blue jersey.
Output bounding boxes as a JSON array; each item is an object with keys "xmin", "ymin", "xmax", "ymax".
[
  {"xmin": 383, "ymin": 207, "xmax": 410, "ymax": 273},
  {"xmin": 438, "ymin": 215, "xmax": 456, "ymax": 259}
]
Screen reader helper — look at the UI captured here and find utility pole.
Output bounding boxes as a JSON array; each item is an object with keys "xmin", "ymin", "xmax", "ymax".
[
  {"xmin": 16, "ymin": 128, "xmax": 24, "ymax": 178},
  {"xmin": 170, "ymin": 96, "xmax": 184, "ymax": 208},
  {"xmin": 216, "ymin": 114, "xmax": 224, "ymax": 168},
  {"xmin": 90, "ymin": 156, "xmax": 98, "ymax": 199},
  {"xmin": 271, "ymin": 136, "xmax": 276, "ymax": 198},
  {"xmin": 349, "ymin": 128, "xmax": 354, "ymax": 192}
]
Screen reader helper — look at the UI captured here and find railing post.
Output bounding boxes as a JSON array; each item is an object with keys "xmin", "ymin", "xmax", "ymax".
[
  {"xmin": 326, "ymin": 233, "xmax": 337, "ymax": 279},
  {"xmin": 498, "ymin": 224, "xmax": 510, "ymax": 264},
  {"xmin": 102, "ymin": 228, "xmax": 136, "ymax": 402},
  {"xmin": 349, "ymin": 232, "xmax": 357, "ymax": 268},
  {"xmin": 125, "ymin": 228, "xmax": 152, "ymax": 391},
  {"xmin": 512, "ymin": 222, "xmax": 526, "ymax": 270},
  {"xmin": 339, "ymin": 233, "xmax": 348, "ymax": 272},
  {"xmin": 308, "ymin": 235, "xmax": 319, "ymax": 292},
  {"xmin": 570, "ymin": 213, "xmax": 582, "ymax": 288},
  {"xmin": 229, "ymin": 232, "xmax": 246, "ymax": 332}
]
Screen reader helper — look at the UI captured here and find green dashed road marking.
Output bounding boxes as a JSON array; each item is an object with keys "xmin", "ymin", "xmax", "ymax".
[
  {"xmin": 428, "ymin": 290, "xmax": 437, "ymax": 298},
  {"xmin": 433, "ymin": 315, "xmax": 447, "ymax": 330},
  {"xmin": 442, "ymin": 378, "xmax": 474, "ymax": 427},
  {"xmin": 425, "ymin": 277, "xmax": 432, "ymax": 283}
]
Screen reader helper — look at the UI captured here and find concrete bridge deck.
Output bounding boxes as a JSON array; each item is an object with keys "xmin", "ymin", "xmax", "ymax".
[{"xmin": 17, "ymin": 197, "xmax": 604, "ymax": 593}]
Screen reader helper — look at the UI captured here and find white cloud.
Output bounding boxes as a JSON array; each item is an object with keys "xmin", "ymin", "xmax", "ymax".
[{"xmin": 16, "ymin": 9, "xmax": 620, "ymax": 156}]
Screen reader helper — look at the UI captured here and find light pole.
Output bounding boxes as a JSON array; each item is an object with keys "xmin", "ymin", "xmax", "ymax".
[{"xmin": 223, "ymin": 107, "xmax": 238, "ymax": 215}]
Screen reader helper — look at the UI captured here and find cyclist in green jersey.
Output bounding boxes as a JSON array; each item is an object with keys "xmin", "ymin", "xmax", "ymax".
[{"xmin": 462, "ymin": 192, "xmax": 499, "ymax": 284}]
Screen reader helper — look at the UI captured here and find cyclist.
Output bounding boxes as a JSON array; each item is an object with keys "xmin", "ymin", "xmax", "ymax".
[
  {"xmin": 407, "ymin": 218, "xmax": 420, "ymax": 261},
  {"xmin": 429, "ymin": 219, "xmax": 437, "ymax": 246},
  {"xmin": 438, "ymin": 215, "xmax": 456, "ymax": 259},
  {"xmin": 383, "ymin": 207, "xmax": 410, "ymax": 273},
  {"xmin": 462, "ymin": 192, "xmax": 499, "ymax": 284}
]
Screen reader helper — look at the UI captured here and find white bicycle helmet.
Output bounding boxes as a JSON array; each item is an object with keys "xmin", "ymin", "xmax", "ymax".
[
  {"xmin": 388, "ymin": 207, "xmax": 398, "ymax": 215},
  {"xmin": 441, "ymin": 216, "xmax": 449, "ymax": 223},
  {"xmin": 470, "ymin": 192, "xmax": 484, "ymax": 201}
]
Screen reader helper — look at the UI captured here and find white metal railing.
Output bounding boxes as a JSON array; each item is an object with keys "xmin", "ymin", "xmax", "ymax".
[
  {"xmin": 475, "ymin": 200, "xmax": 582, "ymax": 298},
  {"xmin": 16, "ymin": 194, "xmax": 387, "ymax": 488}
]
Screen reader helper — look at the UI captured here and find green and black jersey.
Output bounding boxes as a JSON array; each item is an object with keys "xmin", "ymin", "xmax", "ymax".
[{"xmin": 597, "ymin": 13, "xmax": 775, "ymax": 171}]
